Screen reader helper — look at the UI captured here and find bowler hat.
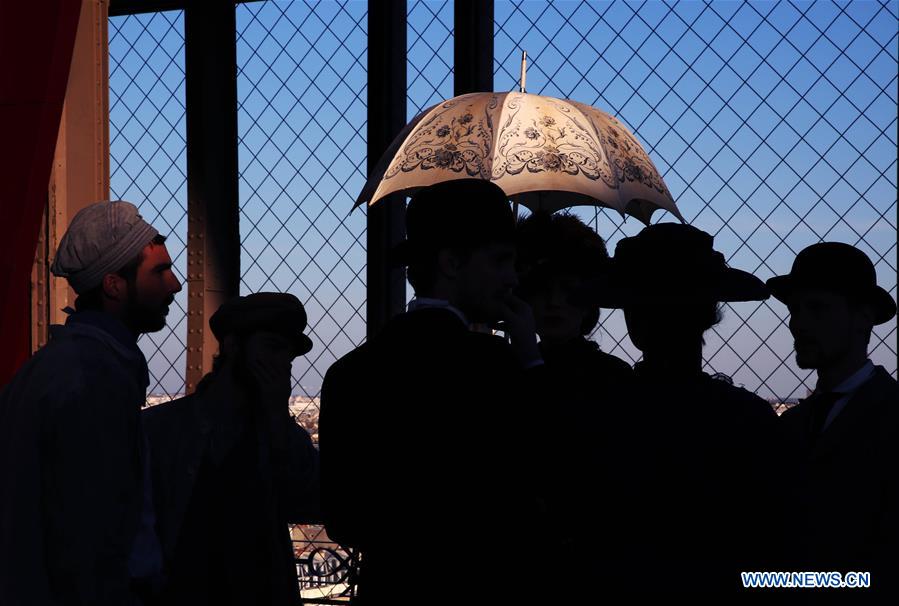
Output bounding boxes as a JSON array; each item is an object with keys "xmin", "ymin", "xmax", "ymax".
[
  {"xmin": 209, "ymin": 292, "xmax": 314, "ymax": 355},
  {"xmin": 766, "ymin": 242, "xmax": 896, "ymax": 325},
  {"xmin": 391, "ymin": 179, "xmax": 515, "ymax": 266},
  {"xmin": 577, "ymin": 223, "xmax": 768, "ymax": 307}
]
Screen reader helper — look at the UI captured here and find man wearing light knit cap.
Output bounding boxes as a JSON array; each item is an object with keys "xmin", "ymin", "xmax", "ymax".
[{"xmin": 0, "ymin": 200, "xmax": 181, "ymax": 606}]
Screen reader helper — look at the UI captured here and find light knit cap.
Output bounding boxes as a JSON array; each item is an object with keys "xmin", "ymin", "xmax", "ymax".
[{"xmin": 50, "ymin": 200, "xmax": 159, "ymax": 294}]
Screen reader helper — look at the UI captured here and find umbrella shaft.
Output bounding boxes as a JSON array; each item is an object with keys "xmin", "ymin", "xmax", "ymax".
[{"xmin": 520, "ymin": 51, "xmax": 527, "ymax": 93}]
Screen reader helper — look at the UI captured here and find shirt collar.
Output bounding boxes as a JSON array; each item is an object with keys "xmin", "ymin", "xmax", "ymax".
[
  {"xmin": 407, "ymin": 297, "xmax": 469, "ymax": 327},
  {"xmin": 816, "ymin": 359, "xmax": 876, "ymax": 396},
  {"xmin": 66, "ymin": 309, "xmax": 141, "ymax": 353}
]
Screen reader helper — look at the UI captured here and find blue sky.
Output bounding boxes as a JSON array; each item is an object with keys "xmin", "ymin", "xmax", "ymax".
[{"xmin": 108, "ymin": 0, "xmax": 897, "ymax": 401}]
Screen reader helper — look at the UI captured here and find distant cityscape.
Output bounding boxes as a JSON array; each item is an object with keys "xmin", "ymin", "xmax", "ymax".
[{"xmin": 145, "ymin": 394, "xmax": 322, "ymax": 440}]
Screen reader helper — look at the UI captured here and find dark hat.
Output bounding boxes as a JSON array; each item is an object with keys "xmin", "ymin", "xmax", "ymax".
[
  {"xmin": 767, "ymin": 242, "xmax": 896, "ymax": 325},
  {"xmin": 209, "ymin": 292, "xmax": 314, "ymax": 355},
  {"xmin": 578, "ymin": 223, "xmax": 768, "ymax": 307},
  {"xmin": 392, "ymin": 179, "xmax": 515, "ymax": 266}
]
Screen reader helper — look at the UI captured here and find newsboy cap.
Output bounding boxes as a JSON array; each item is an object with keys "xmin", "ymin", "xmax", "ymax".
[
  {"xmin": 50, "ymin": 200, "xmax": 160, "ymax": 294},
  {"xmin": 209, "ymin": 292, "xmax": 314, "ymax": 356}
]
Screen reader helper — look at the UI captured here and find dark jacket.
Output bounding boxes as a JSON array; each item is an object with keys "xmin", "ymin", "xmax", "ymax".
[
  {"xmin": 628, "ymin": 366, "xmax": 786, "ymax": 592},
  {"xmin": 142, "ymin": 380, "xmax": 320, "ymax": 606},
  {"xmin": 780, "ymin": 366, "xmax": 898, "ymax": 592},
  {"xmin": 536, "ymin": 338, "xmax": 634, "ymax": 577},
  {"xmin": 538, "ymin": 337, "xmax": 633, "ymax": 398},
  {"xmin": 319, "ymin": 308, "xmax": 544, "ymax": 605},
  {"xmin": 0, "ymin": 314, "xmax": 148, "ymax": 606}
]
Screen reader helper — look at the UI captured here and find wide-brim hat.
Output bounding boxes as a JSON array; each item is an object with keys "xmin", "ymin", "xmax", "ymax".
[
  {"xmin": 576, "ymin": 223, "xmax": 769, "ymax": 308},
  {"xmin": 767, "ymin": 242, "xmax": 896, "ymax": 325},
  {"xmin": 390, "ymin": 179, "xmax": 515, "ymax": 266},
  {"xmin": 209, "ymin": 292, "xmax": 313, "ymax": 356}
]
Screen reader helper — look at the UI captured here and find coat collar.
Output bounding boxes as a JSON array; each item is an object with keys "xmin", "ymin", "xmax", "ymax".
[
  {"xmin": 65, "ymin": 309, "xmax": 139, "ymax": 351},
  {"xmin": 812, "ymin": 360, "xmax": 875, "ymax": 397},
  {"xmin": 50, "ymin": 313, "xmax": 149, "ymax": 391},
  {"xmin": 407, "ymin": 297, "xmax": 469, "ymax": 327},
  {"xmin": 805, "ymin": 366, "xmax": 895, "ymax": 460}
]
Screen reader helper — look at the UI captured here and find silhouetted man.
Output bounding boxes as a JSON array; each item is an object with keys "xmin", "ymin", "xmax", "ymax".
[
  {"xmin": 515, "ymin": 210, "xmax": 633, "ymax": 580},
  {"xmin": 768, "ymin": 242, "xmax": 897, "ymax": 594},
  {"xmin": 320, "ymin": 180, "xmax": 544, "ymax": 605},
  {"xmin": 0, "ymin": 200, "xmax": 181, "ymax": 605},
  {"xmin": 142, "ymin": 292, "xmax": 319, "ymax": 606},
  {"xmin": 580, "ymin": 223, "xmax": 785, "ymax": 593}
]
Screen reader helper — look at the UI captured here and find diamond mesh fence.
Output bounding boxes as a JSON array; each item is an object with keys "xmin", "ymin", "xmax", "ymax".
[
  {"xmin": 408, "ymin": 0, "xmax": 454, "ymax": 118},
  {"xmin": 237, "ymin": 0, "xmax": 368, "ymax": 405},
  {"xmin": 109, "ymin": 9, "xmax": 187, "ymax": 403},
  {"xmin": 496, "ymin": 0, "xmax": 897, "ymax": 403},
  {"xmin": 106, "ymin": 0, "xmax": 897, "ymax": 600},
  {"xmin": 236, "ymin": 1, "xmax": 368, "ymax": 600},
  {"xmin": 405, "ymin": 0, "xmax": 455, "ymax": 306}
]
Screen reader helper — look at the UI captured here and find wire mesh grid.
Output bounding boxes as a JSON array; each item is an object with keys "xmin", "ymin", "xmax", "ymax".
[
  {"xmin": 105, "ymin": 0, "xmax": 897, "ymax": 600},
  {"xmin": 408, "ymin": 0, "xmax": 454, "ymax": 118},
  {"xmin": 109, "ymin": 9, "xmax": 187, "ymax": 403},
  {"xmin": 237, "ymin": 0, "xmax": 367, "ymax": 404},
  {"xmin": 495, "ymin": 0, "xmax": 897, "ymax": 403},
  {"xmin": 236, "ymin": 1, "xmax": 369, "ymax": 601}
]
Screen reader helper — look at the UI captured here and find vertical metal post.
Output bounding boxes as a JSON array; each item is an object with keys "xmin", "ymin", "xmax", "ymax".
[
  {"xmin": 455, "ymin": 0, "xmax": 496, "ymax": 335},
  {"xmin": 454, "ymin": 0, "xmax": 494, "ymax": 95},
  {"xmin": 33, "ymin": 0, "xmax": 110, "ymax": 351},
  {"xmin": 367, "ymin": 0, "xmax": 407, "ymax": 338},
  {"xmin": 184, "ymin": 2, "xmax": 240, "ymax": 393},
  {"xmin": 30, "ymin": 201, "xmax": 51, "ymax": 353}
]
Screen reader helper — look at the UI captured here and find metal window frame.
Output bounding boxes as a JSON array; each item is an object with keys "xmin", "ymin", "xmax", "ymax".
[
  {"xmin": 108, "ymin": 0, "xmax": 263, "ymax": 18},
  {"xmin": 182, "ymin": 2, "xmax": 241, "ymax": 392},
  {"xmin": 366, "ymin": 0, "xmax": 407, "ymax": 337},
  {"xmin": 104, "ymin": 0, "xmax": 501, "ymax": 378},
  {"xmin": 104, "ymin": 0, "xmax": 499, "ymax": 382}
]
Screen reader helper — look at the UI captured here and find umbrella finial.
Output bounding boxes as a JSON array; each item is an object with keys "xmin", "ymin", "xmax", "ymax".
[{"xmin": 520, "ymin": 51, "xmax": 527, "ymax": 93}]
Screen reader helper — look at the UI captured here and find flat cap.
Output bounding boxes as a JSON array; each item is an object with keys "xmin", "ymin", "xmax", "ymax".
[
  {"xmin": 50, "ymin": 200, "xmax": 159, "ymax": 294},
  {"xmin": 209, "ymin": 292, "xmax": 314, "ymax": 356}
]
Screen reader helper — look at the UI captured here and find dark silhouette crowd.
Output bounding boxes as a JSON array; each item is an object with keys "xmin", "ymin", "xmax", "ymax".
[{"xmin": 0, "ymin": 180, "xmax": 896, "ymax": 605}]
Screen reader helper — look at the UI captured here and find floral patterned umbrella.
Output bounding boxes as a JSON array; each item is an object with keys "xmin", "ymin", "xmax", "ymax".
[{"xmin": 356, "ymin": 91, "xmax": 683, "ymax": 224}]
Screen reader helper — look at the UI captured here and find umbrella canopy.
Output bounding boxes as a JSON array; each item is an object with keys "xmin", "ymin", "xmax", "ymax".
[{"xmin": 356, "ymin": 91, "xmax": 684, "ymax": 224}]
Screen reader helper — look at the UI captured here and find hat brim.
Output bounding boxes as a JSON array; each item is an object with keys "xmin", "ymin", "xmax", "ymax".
[
  {"xmin": 767, "ymin": 275, "xmax": 897, "ymax": 325},
  {"xmin": 294, "ymin": 334, "xmax": 314, "ymax": 356},
  {"xmin": 576, "ymin": 267, "xmax": 769, "ymax": 308},
  {"xmin": 210, "ymin": 302, "xmax": 316, "ymax": 356}
]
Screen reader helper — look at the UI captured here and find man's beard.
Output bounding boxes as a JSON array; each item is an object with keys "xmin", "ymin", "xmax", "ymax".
[
  {"xmin": 124, "ymin": 289, "xmax": 172, "ymax": 334},
  {"xmin": 230, "ymin": 350, "xmax": 292, "ymax": 406},
  {"xmin": 233, "ymin": 351, "xmax": 261, "ymax": 394}
]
